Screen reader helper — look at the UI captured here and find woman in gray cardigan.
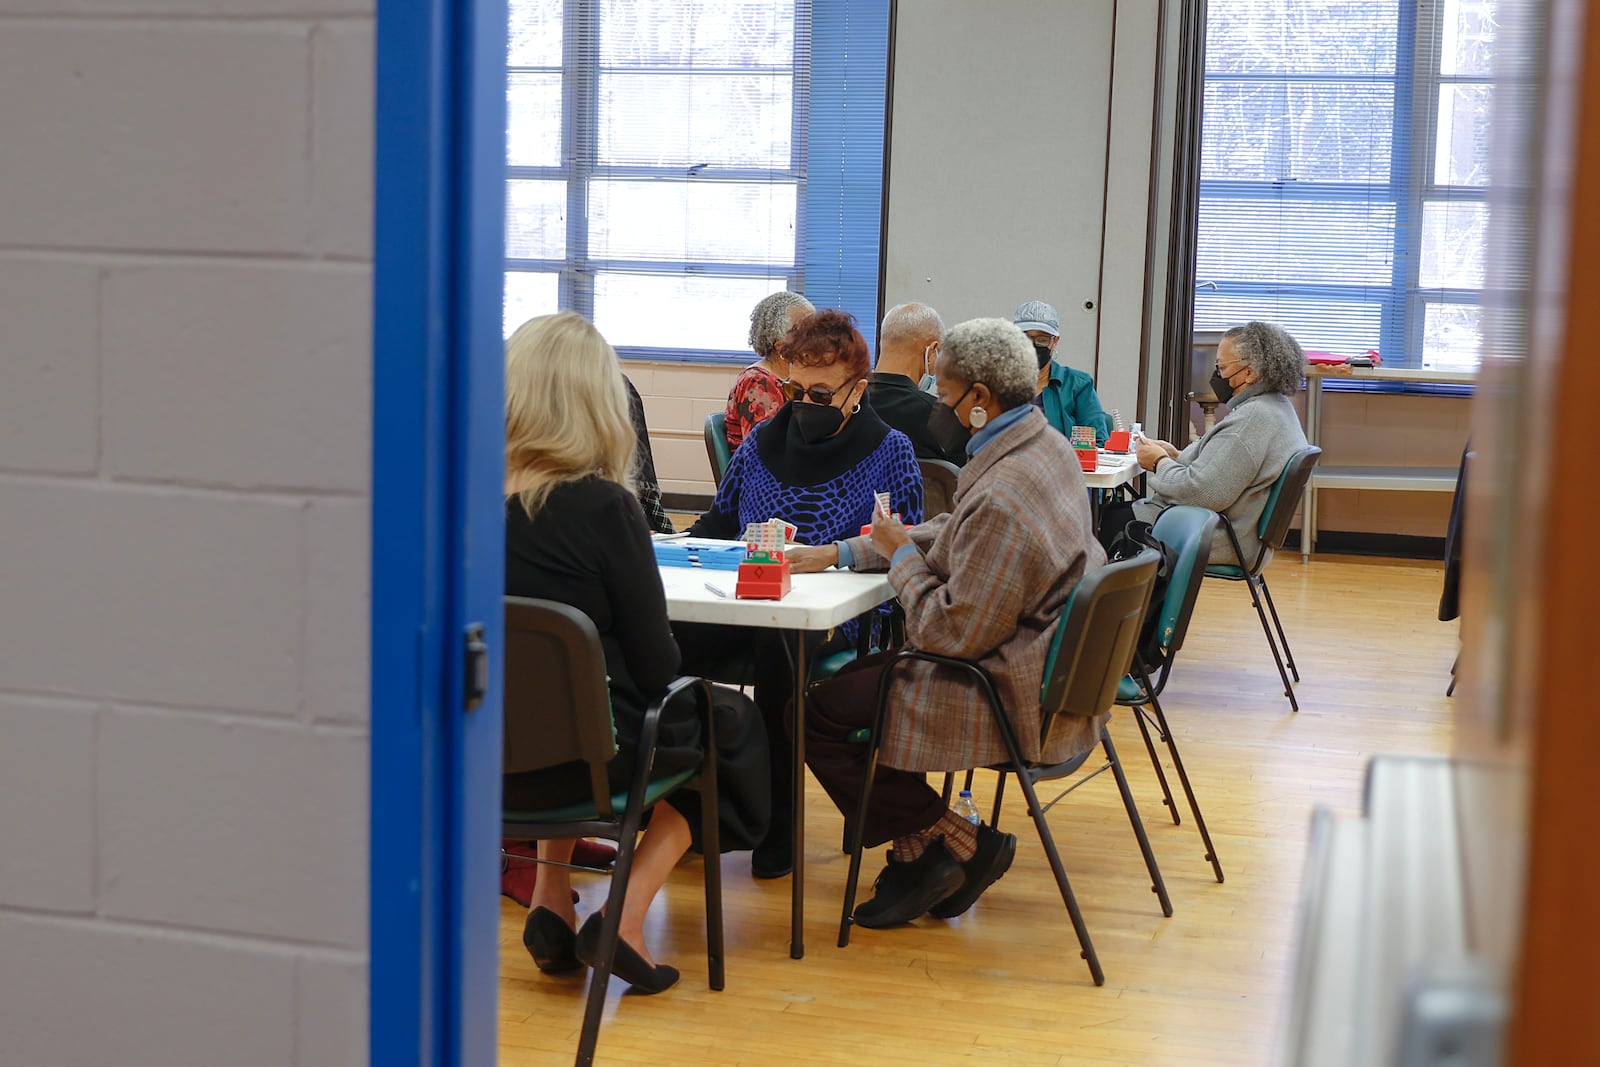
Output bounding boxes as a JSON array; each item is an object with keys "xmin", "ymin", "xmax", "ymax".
[{"xmin": 1132, "ymin": 321, "xmax": 1309, "ymax": 566}]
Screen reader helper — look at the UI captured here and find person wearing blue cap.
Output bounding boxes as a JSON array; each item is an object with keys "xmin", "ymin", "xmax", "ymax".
[{"xmin": 1012, "ymin": 300, "xmax": 1111, "ymax": 446}]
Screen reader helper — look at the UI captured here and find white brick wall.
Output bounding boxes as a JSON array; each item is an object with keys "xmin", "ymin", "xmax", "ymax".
[{"xmin": 0, "ymin": 2, "xmax": 372, "ymax": 1063}]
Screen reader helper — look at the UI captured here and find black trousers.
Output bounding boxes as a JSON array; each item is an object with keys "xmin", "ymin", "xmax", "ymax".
[
  {"xmin": 802, "ymin": 650, "xmax": 947, "ymax": 849},
  {"xmin": 673, "ymin": 622, "xmax": 799, "ymax": 843}
]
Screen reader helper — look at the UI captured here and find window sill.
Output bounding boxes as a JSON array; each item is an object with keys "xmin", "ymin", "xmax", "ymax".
[
  {"xmin": 1313, "ymin": 375, "xmax": 1476, "ymax": 399},
  {"xmin": 617, "ymin": 347, "xmax": 752, "ymax": 368}
]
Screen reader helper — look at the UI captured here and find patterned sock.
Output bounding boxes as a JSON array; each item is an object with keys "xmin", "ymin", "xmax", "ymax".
[
  {"xmin": 890, "ymin": 833, "xmax": 930, "ymax": 862},
  {"xmin": 928, "ymin": 810, "xmax": 979, "ymax": 862}
]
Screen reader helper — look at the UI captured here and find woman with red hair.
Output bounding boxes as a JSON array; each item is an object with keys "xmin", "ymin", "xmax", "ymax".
[{"xmin": 679, "ymin": 309, "xmax": 923, "ymax": 878}]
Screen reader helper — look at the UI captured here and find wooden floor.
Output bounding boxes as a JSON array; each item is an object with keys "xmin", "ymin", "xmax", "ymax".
[{"xmin": 499, "ymin": 554, "xmax": 1457, "ymax": 1066}]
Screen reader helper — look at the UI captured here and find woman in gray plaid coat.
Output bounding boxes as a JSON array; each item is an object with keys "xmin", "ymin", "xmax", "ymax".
[{"xmin": 788, "ymin": 317, "xmax": 1106, "ymax": 929}]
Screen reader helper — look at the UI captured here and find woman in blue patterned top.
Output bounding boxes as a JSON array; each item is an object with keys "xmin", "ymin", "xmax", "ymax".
[{"xmin": 678, "ymin": 309, "xmax": 922, "ymax": 878}]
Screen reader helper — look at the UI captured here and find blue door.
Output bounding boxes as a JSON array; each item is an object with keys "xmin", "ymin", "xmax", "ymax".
[{"xmin": 370, "ymin": 1, "xmax": 506, "ymax": 1064}]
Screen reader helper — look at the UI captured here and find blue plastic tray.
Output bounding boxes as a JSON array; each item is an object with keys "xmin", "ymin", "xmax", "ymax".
[{"xmin": 653, "ymin": 541, "xmax": 746, "ymax": 571}]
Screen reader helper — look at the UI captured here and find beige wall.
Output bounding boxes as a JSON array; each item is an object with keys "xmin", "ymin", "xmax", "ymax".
[
  {"xmin": 0, "ymin": 3, "xmax": 372, "ymax": 1065},
  {"xmin": 633, "ymin": 361, "xmax": 746, "ymax": 497}
]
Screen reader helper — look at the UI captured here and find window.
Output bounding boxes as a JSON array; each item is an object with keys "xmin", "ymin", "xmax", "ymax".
[
  {"xmin": 1194, "ymin": 0, "xmax": 1499, "ymax": 371},
  {"xmin": 505, "ymin": 0, "xmax": 889, "ymax": 361}
]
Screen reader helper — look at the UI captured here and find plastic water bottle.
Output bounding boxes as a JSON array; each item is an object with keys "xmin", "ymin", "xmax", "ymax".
[{"xmin": 953, "ymin": 789, "xmax": 981, "ymax": 827}]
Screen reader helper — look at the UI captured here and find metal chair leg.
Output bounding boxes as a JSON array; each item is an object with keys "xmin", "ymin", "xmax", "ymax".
[
  {"xmin": 575, "ymin": 812, "xmax": 644, "ymax": 1067},
  {"xmin": 1246, "ymin": 572, "xmax": 1299, "ymax": 711},
  {"xmin": 1131, "ymin": 703, "xmax": 1181, "ymax": 825},
  {"xmin": 1014, "ymin": 767, "xmax": 1104, "ymax": 986},
  {"xmin": 1256, "ymin": 574, "xmax": 1299, "ymax": 683},
  {"xmin": 838, "ymin": 670, "xmax": 895, "ymax": 949},
  {"xmin": 1146, "ymin": 691, "xmax": 1224, "ymax": 883},
  {"xmin": 1102, "ymin": 729, "xmax": 1172, "ymax": 917},
  {"xmin": 988, "ymin": 772, "xmax": 1008, "ymax": 829}
]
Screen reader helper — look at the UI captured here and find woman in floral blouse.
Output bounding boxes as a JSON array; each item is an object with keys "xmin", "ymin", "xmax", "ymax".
[{"xmin": 724, "ymin": 290, "xmax": 813, "ymax": 449}]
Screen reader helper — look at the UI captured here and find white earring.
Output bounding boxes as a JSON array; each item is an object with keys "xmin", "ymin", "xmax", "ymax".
[
  {"xmin": 969, "ymin": 405, "xmax": 988, "ymax": 429},
  {"xmin": 851, "ymin": 402, "xmax": 862, "ymax": 414}
]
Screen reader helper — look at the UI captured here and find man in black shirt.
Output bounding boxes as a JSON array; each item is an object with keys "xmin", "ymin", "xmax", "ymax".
[{"xmin": 867, "ymin": 302, "xmax": 967, "ymax": 466}]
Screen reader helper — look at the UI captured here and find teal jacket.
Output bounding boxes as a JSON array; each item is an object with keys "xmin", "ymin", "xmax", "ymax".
[{"xmin": 1038, "ymin": 361, "xmax": 1111, "ymax": 445}]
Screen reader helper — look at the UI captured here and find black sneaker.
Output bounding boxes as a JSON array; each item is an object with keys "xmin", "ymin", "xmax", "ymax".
[
  {"xmin": 928, "ymin": 824, "xmax": 1017, "ymax": 919},
  {"xmin": 851, "ymin": 839, "xmax": 965, "ymax": 928}
]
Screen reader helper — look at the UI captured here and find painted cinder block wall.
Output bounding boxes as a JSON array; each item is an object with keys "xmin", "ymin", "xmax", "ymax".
[{"xmin": 0, "ymin": 4, "xmax": 373, "ymax": 1065}]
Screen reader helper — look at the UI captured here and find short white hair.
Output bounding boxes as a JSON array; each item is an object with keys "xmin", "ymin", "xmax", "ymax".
[
  {"xmin": 748, "ymin": 291, "xmax": 814, "ymax": 359},
  {"xmin": 879, "ymin": 302, "xmax": 944, "ymax": 351},
  {"xmin": 942, "ymin": 318, "xmax": 1037, "ymax": 408}
]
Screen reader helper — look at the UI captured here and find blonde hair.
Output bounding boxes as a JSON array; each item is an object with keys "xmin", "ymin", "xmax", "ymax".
[{"xmin": 505, "ymin": 311, "xmax": 635, "ymax": 518}]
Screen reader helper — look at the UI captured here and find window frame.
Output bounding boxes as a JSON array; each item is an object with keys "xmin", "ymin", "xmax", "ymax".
[
  {"xmin": 504, "ymin": 0, "xmax": 814, "ymax": 363},
  {"xmin": 1194, "ymin": 0, "xmax": 1494, "ymax": 373}
]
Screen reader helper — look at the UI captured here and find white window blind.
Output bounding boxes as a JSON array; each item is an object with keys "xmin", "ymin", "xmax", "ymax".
[
  {"xmin": 504, "ymin": 0, "xmax": 889, "ymax": 361},
  {"xmin": 1194, "ymin": 0, "xmax": 1500, "ymax": 371}
]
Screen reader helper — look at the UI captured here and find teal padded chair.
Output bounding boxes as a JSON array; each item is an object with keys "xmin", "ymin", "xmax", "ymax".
[
  {"xmin": 501, "ymin": 596, "xmax": 723, "ymax": 1067},
  {"xmin": 1116, "ymin": 505, "xmax": 1224, "ymax": 882},
  {"xmin": 704, "ymin": 412, "xmax": 733, "ymax": 486},
  {"xmin": 1204, "ymin": 445, "xmax": 1322, "ymax": 712},
  {"xmin": 837, "ymin": 550, "xmax": 1170, "ymax": 987}
]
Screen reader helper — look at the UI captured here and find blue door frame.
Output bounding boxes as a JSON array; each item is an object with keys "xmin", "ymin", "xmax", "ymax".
[{"xmin": 370, "ymin": 1, "xmax": 506, "ymax": 1064}]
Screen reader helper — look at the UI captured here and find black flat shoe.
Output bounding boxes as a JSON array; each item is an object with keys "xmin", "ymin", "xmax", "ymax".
[
  {"xmin": 751, "ymin": 827, "xmax": 793, "ymax": 880},
  {"xmin": 523, "ymin": 907, "xmax": 581, "ymax": 974},
  {"xmin": 575, "ymin": 913, "xmax": 679, "ymax": 995},
  {"xmin": 927, "ymin": 825, "xmax": 1017, "ymax": 919}
]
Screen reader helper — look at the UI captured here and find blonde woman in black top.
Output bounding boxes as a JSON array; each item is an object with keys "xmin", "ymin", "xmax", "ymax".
[{"xmin": 503, "ymin": 312, "xmax": 768, "ymax": 994}]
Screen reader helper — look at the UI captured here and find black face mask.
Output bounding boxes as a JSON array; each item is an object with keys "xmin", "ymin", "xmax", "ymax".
[
  {"xmin": 926, "ymin": 383, "xmax": 976, "ymax": 455},
  {"xmin": 1209, "ymin": 368, "xmax": 1236, "ymax": 404},
  {"xmin": 792, "ymin": 398, "xmax": 847, "ymax": 443},
  {"xmin": 1033, "ymin": 343, "xmax": 1054, "ymax": 371}
]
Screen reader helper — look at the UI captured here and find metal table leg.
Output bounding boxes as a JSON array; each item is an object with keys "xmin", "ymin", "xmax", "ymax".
[
  {"xmin": 790, "ymin": 629, "xmax": 806, "ymax": 959},
  {"xmin": 1303, "ymin": 374, "xmax": 1321, "ymax": 563}
]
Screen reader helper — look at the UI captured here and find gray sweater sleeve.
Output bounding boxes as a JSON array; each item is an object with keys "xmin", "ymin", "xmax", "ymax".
[{"xmin": 1146, "ymin": 422, "xmax": 1264, "ymax": 512}]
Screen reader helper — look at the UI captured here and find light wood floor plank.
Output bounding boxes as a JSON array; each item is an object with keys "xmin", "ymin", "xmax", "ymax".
[{"xmin": 499, "ymin": 554, "xmax": 1456, "ymax": 1065}]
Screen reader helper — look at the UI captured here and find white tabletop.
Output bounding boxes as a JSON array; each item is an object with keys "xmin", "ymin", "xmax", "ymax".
[
  {"xmin": 658, "ymin": 543, "xmax": 893, "ymax": 630},
  {"xmin": 1082, "ymin": 450, "xmax": 1142, "ymax": 490}
]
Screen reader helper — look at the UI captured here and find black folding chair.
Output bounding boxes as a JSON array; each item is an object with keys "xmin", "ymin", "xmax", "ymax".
[
  {"xmin": 837, "ymin": 551, "xmax": 1169, "ymax": 987},
  {"xmin": 1205, "ymin": 446, "xmax": 1322, "ymax": 711},
  {"xmin": 500, "ymin": 596, "xmax": 722, "ymax": 1067},
  {"xmin": 917, "ymin": 457, "xmax": 961, "ymax": 518}
]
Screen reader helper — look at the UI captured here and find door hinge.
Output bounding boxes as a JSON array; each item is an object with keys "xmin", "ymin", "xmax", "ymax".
[{"xmin": 463, "ymin": 623, "xmax": 488, "ymax": 711}]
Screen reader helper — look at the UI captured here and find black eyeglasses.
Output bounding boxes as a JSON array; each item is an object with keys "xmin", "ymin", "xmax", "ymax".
[{"xmin": 780, "ymin": 379, "xmax": 853, "ymax": 406}]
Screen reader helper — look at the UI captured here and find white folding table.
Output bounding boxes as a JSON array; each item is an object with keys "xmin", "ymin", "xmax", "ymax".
[{"xmin": 659, "ymin": 553, "xmax": 893, "ymax": 959}]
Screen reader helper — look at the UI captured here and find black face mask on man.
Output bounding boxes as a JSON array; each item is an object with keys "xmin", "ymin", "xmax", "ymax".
[
  {"xmin": 792, "ymin": 396, "xmax": 848, "ymax": 443},
  {"xmin": 926, "ymin": 383, "xmax": 979, "ymax": 455},
  {"xmin": 1033, "ymin": 343, "xmax": 1054, "ymax": 371},
  {"xmin": 1209, "ymin": 367, "xmax": 1237, "ymax": 404}
]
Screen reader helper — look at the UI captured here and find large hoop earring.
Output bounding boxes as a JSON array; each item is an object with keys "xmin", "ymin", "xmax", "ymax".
[{"xmin": 969, "ymin": 405, "xmax": 988, "ymax": 429}]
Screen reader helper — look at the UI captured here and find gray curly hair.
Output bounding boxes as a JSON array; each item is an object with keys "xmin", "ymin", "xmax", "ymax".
[
  {"xmin": 1223, "ymin": 321, "xmax": 1304, "ymax": 395},
  {"xmin": 941, "ymin": 317, "xmax": 1038, "ymax": 409},
  {"xmin": 748, "ymin": 291, "xmax": 814, "ymax": 360}
]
